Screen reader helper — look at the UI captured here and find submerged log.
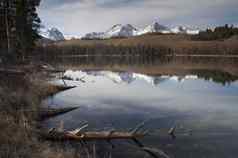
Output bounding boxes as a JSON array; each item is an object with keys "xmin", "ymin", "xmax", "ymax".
[
  {"xmin": 51, "ymin": 85, "xmax": 76, "ymax": 92},
  {"xmin": 39, "ymin": 107, "xmax": 79, "ymax": 120},
  {"xmin": 45, "ymin": 85, "xmax": 77, "ymax": 97},
  {"xmin": 38, "ymin": 122, "xmax": 171, "ymax": 158},
  {"xmin": 38, "ymin": 129, "xmax": 170, "ymax": 158},
  {"xmin": 40, "ymin": 120, "xmax": 148, "ymax": 141}
]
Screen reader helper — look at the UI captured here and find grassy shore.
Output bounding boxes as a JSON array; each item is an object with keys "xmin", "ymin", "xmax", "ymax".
[
  {"xmin": 0, "ymin": 70, "xmax": 81, "ymax": 158},
  {"xmin": 56, "ymin": 34, "xmax": 238, "ymax": 55}
]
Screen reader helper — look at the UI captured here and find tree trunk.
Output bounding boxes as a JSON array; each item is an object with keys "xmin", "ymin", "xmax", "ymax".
[{"xmin": 5, "ymin": 2, "xmax": 11, "ymax": 55}]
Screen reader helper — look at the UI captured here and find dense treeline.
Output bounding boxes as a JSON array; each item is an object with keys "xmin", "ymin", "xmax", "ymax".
[
  {"xmin": 192, "ymin": 24, "xmax": 238, "ymax": 41},
  {"xmin": 32, "ymin": 39, "xmax": 238, "ymax": 64},
  {"xmin": 32, "ymin": 44, "xmax": 172, "ymax": 63}
]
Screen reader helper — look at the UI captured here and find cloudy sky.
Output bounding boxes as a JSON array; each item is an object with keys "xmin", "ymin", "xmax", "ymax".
[{"xmin": 38, "ymin": 0, "xmax": 238, "ymax": 38}]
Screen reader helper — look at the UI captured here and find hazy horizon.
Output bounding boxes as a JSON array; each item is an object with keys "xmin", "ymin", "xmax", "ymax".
[{"xmin": 38, "ymin": 0, "xmax": 238, "ymax": 38}]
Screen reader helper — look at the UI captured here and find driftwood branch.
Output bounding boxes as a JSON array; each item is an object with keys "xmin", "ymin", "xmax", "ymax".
[
  {"xmin": 68, "ymin": 123, "xmax": 89, "ymax": 135},
  {"xmin": 168, "ymin": 125, "xmax": 176, "ymax": 140}
]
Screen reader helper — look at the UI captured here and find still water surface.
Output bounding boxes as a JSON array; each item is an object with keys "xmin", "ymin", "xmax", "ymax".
[{"xmin": 44, "ymin": 70, "xmax": 238, "ymax": 158}]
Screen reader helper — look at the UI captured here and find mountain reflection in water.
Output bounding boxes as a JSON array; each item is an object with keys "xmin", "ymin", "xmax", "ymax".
[
  {"xmin": 63, "ymin": 70, "xmax": 186, "ymax": 85},
  {"xmin": 63, "ymin": 69, "xmax": 237, "ymax": 86}
]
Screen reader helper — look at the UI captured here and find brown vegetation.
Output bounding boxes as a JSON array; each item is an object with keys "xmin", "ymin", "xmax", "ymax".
[
  {"xmin": 0, "ymin": 75, "xmax": 43, "ymax": 158},
  {"xmin": 55, "ymin": 34, "xmax": 238, "ymax": 55},
  {"xmin": 0, "ymin": 71, "xmax": 82, "ymax": 158},
  {"xmin": 31, "ymin": 34, "xmax": 238, "ymax": 68}
]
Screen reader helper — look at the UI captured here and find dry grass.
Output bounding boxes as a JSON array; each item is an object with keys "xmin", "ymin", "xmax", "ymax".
[
  {"xmin": 56, "ymin": 34, "xmax": 238, "ymax": 55},
  {"xmin": 0, "ymin": 73, "xmax": 83, "ymax": 158},
  {"xmin": 56, "ymin": 34, "xmax": 190, "ymax": 47},
  {"xmin": 0, "ymin": 80, "xmax": 41, "ymax": 158},
  {"xmin": 0, "ymin": 69, "xmax": 111, "ymax": 158}
]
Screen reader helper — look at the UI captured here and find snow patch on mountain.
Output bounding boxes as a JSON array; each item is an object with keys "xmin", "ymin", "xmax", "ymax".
[
  {"xmin": 137, "ymin": 22, "xmax": 170, "ymax": 35},
  {"xmin": 39, "ymin": 26, "xmax": 65, "ymax": 41},
  {"xmin": 105, "ymin": 24, "xmax": 138, "ymax": 38}
]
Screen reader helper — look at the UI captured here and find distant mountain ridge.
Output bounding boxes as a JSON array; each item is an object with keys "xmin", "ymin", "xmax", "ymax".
[{"xmin": 83, "ymin": 22, "xmax": 200, "ymax": 39}]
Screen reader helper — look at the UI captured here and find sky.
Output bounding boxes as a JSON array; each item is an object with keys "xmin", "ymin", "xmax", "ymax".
[{"xmin": 38, "ymin": 0, "xmax": 238, "ymax": 38}]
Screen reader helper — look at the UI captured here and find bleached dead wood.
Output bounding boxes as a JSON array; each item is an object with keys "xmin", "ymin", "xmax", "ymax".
[{"xmin": 40, "ymin": 130, "xmax": 146, "ymax": 141}]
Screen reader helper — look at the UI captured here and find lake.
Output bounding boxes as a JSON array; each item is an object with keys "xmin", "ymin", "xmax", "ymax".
[{"xmin": 43, "ymin": 67, "xmax": 238, "ymax": 158}]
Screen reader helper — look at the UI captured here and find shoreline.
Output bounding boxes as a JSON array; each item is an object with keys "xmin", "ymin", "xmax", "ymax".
[{"xmin": 51, "ymin": 54, "xmax": 238, "ymax": 58}]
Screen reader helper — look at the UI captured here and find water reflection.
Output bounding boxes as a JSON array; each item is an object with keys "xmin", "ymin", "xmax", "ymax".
[
  {"xmin": 45, "ymin": 70, "xmax": 238, "ymax": 158},
  {"xmin": 63, "ymin": 69, "xmax": 238, "ymax": 86}
]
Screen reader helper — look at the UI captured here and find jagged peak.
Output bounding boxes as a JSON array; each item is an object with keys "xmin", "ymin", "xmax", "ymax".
[
  {"xmin": 82, "ymin": 22, "xmax": 200, "ymax": 39},
  {"xmin": 110, "ymin": 24, "xmax": 123, "ymax": 30},
  {"xmin": 50, "ymin": 27, "xmax": 60, "ymax": 31}
]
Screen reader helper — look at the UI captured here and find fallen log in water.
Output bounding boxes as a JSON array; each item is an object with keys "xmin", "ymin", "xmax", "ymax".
[
  {"xmin": 44, "ymin": 85, "xmax": 77, "ymax": 97},
  {"xmin": 39, "ymin": 120, "xmax": 148, "ymax": 141},
  {"xmin": 39, "ymin": 107, "xmax": 79, "ymax": 120},
  {"xmin": 38, "ymin": 120, "xmax": 171, "ymax": 158},
  {"xmin": 40, "ymin": 130, "xmax": 145, "ymax": 141},
  {"xmin": 38, "ymin": 126, "xmax": 170, "ymax": 158},
  {"xmin": 21, "ymin": 107, "xmax": 79, "ymax": 120},
  {"xmin": 53, "ymin": 85, "xmax": 77, "ymax": 92}
]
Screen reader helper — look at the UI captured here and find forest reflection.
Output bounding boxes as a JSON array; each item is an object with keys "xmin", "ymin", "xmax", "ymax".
[{"xmin": 49, "ymin": 56, "xmax": 238, "ymax": 85}]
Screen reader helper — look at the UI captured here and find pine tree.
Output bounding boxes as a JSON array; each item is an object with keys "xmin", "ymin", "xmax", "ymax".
[
  {"xmin": 16, "ymin": 0, "xmax": 41, "ymax": 61},
  {"xmin": 0, "ymin": 0, "xmax": 17, "ymax": 63}
]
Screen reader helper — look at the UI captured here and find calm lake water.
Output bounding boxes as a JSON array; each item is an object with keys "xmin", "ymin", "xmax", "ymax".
[{"xmin": 44, "ymin": 69, "xmax": 238, "ymax": 158}]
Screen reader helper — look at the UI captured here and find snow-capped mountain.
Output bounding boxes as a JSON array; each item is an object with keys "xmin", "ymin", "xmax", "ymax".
[
  {"xmin": 171, "ymin": 26, "xmax": 187, "ymax": 34},
  {"xmin": 82, "ymin": 22, "xmax": 200, "ymax": 39},
  {"xmin": 84, "ymin": 24, "xmax": 138, "ymax": 39},
  {"xmin": 137, "ymin": 22, "xmax": 171, "ymax": 35},
  {"xmin": 105, "ymin": 24, "xmax": 138, "ymax": 38},
  {"xmin": 40, "ymin": 27, "xmax": 65, "ymax": 41}
]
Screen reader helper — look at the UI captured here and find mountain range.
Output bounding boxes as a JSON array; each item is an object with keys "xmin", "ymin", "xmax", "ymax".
[
  {"xmin": 83, "ymin": 22, "xmax": 200, "ymax": 39},
  {"xmin": 39, "ymin": 22, "xmax": 200, "ymax": 41}
]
